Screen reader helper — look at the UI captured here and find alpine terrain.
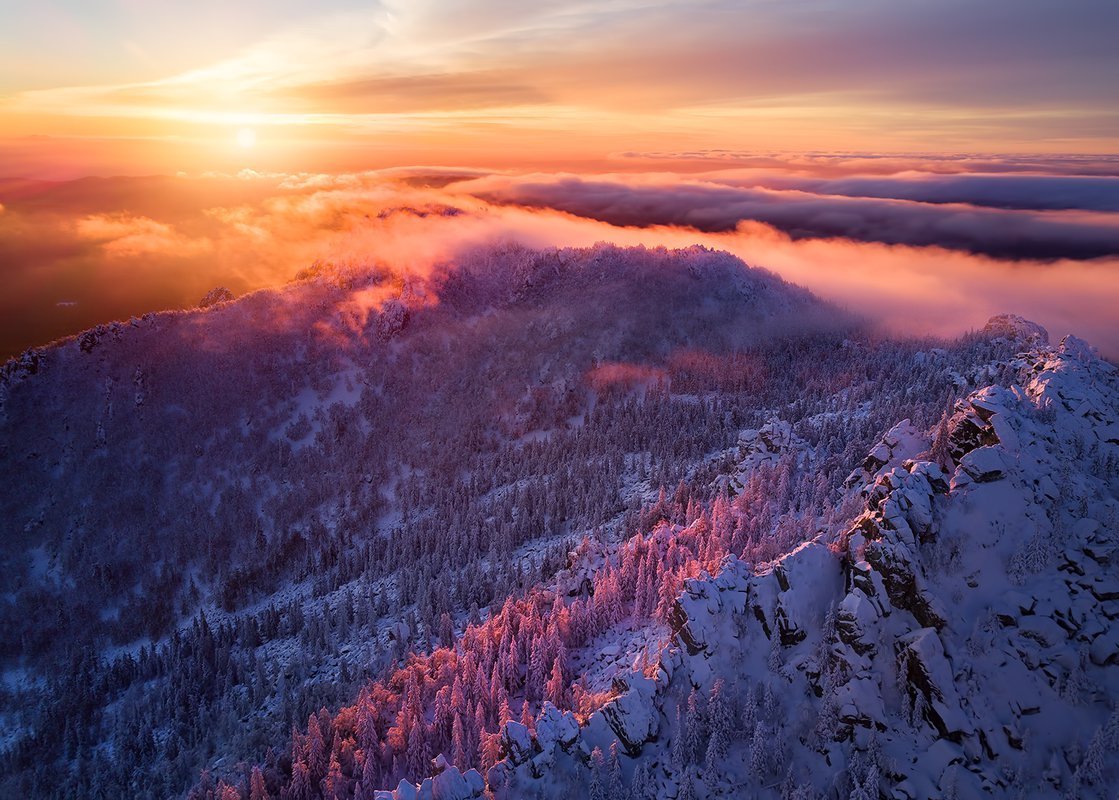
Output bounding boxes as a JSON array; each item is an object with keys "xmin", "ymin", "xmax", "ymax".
[{"xmin": 1, "ymin": 245, "xmax": 1116, "ymax": 799}]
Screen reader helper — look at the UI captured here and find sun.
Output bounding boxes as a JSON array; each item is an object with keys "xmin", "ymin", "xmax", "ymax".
[{"xmin": 235, "ymin": 127, "xmax": 257, "ymax": 149}]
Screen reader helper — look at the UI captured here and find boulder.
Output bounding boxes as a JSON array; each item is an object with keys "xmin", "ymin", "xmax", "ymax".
[
  {"xmin": 958, "ymin": 446, "xmax": 1006, "ymax": 483},
  {"xmin": 534, "ymin": 703, "xmax": 580, "ymax": 751},
  {"xmin": 981, "ymin": 314, "xmax": 1048, "ymax": 346},
  {"xmin": 599, "ymin": 674, "xmax": 659, "ymax": 755},
  {"xmin": 499, "ymin": 721, "xmax": 537, "ymax": 765},
  {"xmin": 899, "ymin": 628, "xmax": 972, "ymax": 741},
  {"xmin": 836, "ymin": 589, "xmax": 880, "ymax": 656}
]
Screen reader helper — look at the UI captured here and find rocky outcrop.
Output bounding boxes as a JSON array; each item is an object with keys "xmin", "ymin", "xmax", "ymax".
[
  {"xmin": 199, "ymin": 287, "xmax": 235, "ymax": 308},
  {"xmin": 898, "ymin": 628, "xmax": 972, "ymax": 741},
  {"xmin": 384, "ymin": 755, "xmax": 486, "ymax": 800},
  {"xmin": 847, "ymin": 460, "xmax": 948, "ymax": 631},
  {"xmin": 845, "ymin": 419, "xmax": 929, "ymax": 491},
  {"xmin": 600, "ymin": 674, "xmax": 659, "ymax": 755},
  {"xmin": 668, "ymin": 557, "xmax": 750, "ymax": 656},
  {"xmin": 981, "ymin": 314, "xmax": 1049, "ymax": 346},
  {"xmin": 498, "ymin": 721, "xmax": 537, "ymax": 766},
  {"xmin": 481, "ymin": 327, "xmax": 1119, "ymax": 800}
]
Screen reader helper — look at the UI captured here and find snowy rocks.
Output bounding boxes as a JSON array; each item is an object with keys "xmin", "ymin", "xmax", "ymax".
[
  {"xmin": 1057, "ymin": 334, "xmax": 1096, "ymax": 362},
  {"xmin": 837, "ymin": 589, "xmax": 880, "ymax": 656},
  {"xmin": 957, "ymin": 446, "xmax": 1006, "ymax": 483},
  {"xmin": 1022, "ymin": 335, "xmax": 1119, "ymax": 447},
  {"xmin": 669, "ymin": 556, "xmax": 750, "ymax": 656},
  {"xmin": 599, "ymin": 674, "xmax": 659, "ymax": 755},
  {"xmin": 862, "ymin": 533, "xmax": 946, "ymax": 631},
  {"xmin": 834, "ymin": 675, "xmax": 887, "ymax": 732},
  {"xmin": 408, "ymin": 756, "xmax": 486, "ymax": 800},
  {"xmin": 725, "ymin": 420, "xmax": 809, "ymax": 491},
  {"xmin": 867, "ymin": 465, "xmax": 941, "ymax": 543},
  {"xmin": 981, "ymin": 313, "xmax": 1049, "ymax": 346},
  {"xmin": 738, "ymin": 420, "xmax": 803, "ymax": 463},
  {"xmin": 498, "ymin": 721, "xmax": 537, "ymax": 766},
  {"xmin": 947, "ymin": 400, "xmax": 1001, "ymax": 463},
  {"xmin": 898, "ymin": 628, "xmax": 972, "ymax": 741},
  {"xmin": 534, "ymin": 703, "xmax": 581, "ymax": 752},
  {"xmin": 1088, "ymin": 627, "xmax": 1119, "ymax": 666},
  {"xmin": 845, "ymin": 420, "xmax": 929, "ymax": 492},
  {"xmin": 772, "ymin": 541, "xmax": 843, "ymax": 646},
  {"xmin": 848, "ymin": 457, "xmax": 949, "ymax": 631}
]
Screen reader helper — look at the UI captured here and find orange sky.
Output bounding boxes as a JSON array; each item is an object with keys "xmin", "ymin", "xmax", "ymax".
[
  {"xmin": 2, "ymin": 1, "xmax": 1118, "ymax": 177},
  {"xmin": 2, "ymin": 2, "xmax": 1118, "ymax": 362}
]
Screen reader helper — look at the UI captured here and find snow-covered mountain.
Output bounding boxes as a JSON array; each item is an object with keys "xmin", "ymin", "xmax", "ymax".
[
  {"xmin": 248, "ymin": 322, "xmax": 1116, "ymax": 800},
  {"xmin": 1, "ymin": 245, "xmax": 1115, "ymax": 799},
  {"xmin": 473, "ymin": 327, "xmax": 1119, "ymax": 800}
]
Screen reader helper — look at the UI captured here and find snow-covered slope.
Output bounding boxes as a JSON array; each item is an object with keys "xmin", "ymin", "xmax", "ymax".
[
  {"xmin": 6, "ymin": 241, "xmax": 1114, "ymax": 799},
  {"xmin": 391, "ymin": 332, "xmax": 1119, "ymax": 800}
]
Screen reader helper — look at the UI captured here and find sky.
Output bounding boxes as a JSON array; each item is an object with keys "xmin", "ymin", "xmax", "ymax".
[
  {"xmin": 1, "ymin": 1, "xmax": 1117, "ymax": 360},
  {"xmin": 2, "ymin": 0, "xmax": 1118, "ymax": 175}
]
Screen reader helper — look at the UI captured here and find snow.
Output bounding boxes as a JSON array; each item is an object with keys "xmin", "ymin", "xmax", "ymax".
[{"xmin": 467, "ymin": 326, "xmax": 1119, "ymax": 800}]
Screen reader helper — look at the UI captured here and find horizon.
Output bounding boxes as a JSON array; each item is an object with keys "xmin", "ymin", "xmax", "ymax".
[{"xmin": 3, "ymin": 2, "xmax": 1118, "ymax": 361}]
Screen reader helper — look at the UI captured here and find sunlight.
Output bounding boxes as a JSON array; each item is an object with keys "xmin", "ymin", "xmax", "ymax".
[{"xmin": 236, "ymin": 127, "xmax": 257, "ymax": 149}]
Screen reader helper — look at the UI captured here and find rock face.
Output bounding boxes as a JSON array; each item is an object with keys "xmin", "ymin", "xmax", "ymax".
[
  {"xmin": 199, "ymin": 286, "xmax": 235, "ymax": 308},
  {"xmin": 981, "ymin": 313, "xmax": 1049, "ymax": 346},
  {"xmin": 600, "ymin": 675, "xmax": 659, "ymax": 755},
  {"xmin": 473, "ymin": 330, "xmax": 1119, "ymax": 800}
]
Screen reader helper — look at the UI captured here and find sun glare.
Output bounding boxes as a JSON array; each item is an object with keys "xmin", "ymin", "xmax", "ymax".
[{"xmin": 236, "ymin": 127, "xmax": 257, "ymax": 149}]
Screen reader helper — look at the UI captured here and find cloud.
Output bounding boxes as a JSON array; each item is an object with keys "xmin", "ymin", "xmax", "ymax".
[
  {"xmin": 75, "ymin": 213, "xmax": 213, "ymax": 257},
  {"xmin": 705, "ymin": 171, "xmax": 1119, "ymax": 212},
  {"xmin": 621, "ymin": 152, "xmax": 1119, "ymax": 178},
  {"xmin": 2, "ymin": 164, "xmax": 1118, "ymax": 364},
  {"xmin": 4, "ymin": 0, "xmax": 1118, "ymax": 162},
  {"xmin": 451, "ymin": 172, "xmax": 1119, "ymax": 260},
  {"xmin": 272, "ymin": 71, "xmax": 550, "ymax": 113}
]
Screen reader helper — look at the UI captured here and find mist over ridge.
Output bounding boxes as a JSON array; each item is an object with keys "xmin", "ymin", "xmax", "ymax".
[{"xmin": 3, "ymin": 154, "xmax": 1119, "ymax": 364}]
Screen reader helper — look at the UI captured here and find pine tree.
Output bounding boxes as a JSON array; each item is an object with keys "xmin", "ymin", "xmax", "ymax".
[
  {"xmin": 930, "ymin": 412, "xmax": 952, "ymax": 470},
  {"xmin": 1076, "ymin": 725, "xmax": 1106, "ymax": 788},
  {"xmin": 589, "ymin": 746, "xmax": 607, "ymax": 800},
  {"xmin": 677, "ymin": 769, "xmax": 697, "ymax": 800},
  {"xmin": 322, "ymin": 747, "xmax": 344, "ymax": 800},
  {"xmin": 306, "ymin": 714, "xmax": 327, "ymax": 786},
  {"xmin": 608, "ymin": 741, "xmax": 625, "ymax": 798},
  {"xmin": 683, "ymin": 689, "xmax": 703, "ymax": 764},
  {"xmin": 249, "ymin": 766, "xmax": 270, "ymax": 800},
  {"xmin": 452, "ymin": 714, "xmax": 469, "ymax": 770},
  {"xmin": 630, "ymin": 761, "xmax": 652, "ymax": 800},
  {"xmin": 749, "ymin": 721, "xmax": 769, "ymax": 778},
  {"xmin": 705, "ymin": 679, "xmax": 730, "ymax": 774},
  {"xmin": 671, "ymin": 705, "xmax": 686, "ymax": 770},
  {"xmin": 284, "ymin": 760, "xmax": 313, "ymax": 800},
  {"xmin": 546, "ymin": 655, "xmax": 566, "ymax": 708},
  {"xmin": 767, "ymin": 631, "xmax": 783, "ymax": 673},
  {"xmin": 358, "ymin": 751, "xmax": 379, "ymax": 800}
]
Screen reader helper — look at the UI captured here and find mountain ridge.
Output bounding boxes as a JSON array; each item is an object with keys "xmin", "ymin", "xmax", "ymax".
[{"xmin": 1, "ymin": 244, "xmax": 1114, "ymax": 799}]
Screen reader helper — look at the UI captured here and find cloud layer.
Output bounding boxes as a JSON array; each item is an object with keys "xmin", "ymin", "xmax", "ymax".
[
  {"xmin": 452, "ymin": 172, "xmax": 1119, "ymax": 260},
  {"xmin": 2, "ymin": 156, "xmax": 1118, "ymax": 362}
]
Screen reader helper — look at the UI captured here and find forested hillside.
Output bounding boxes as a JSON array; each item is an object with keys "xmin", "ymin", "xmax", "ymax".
[{"xmin": 2, "ymin": 245, "xmax": 1112, "ymax": 799}]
